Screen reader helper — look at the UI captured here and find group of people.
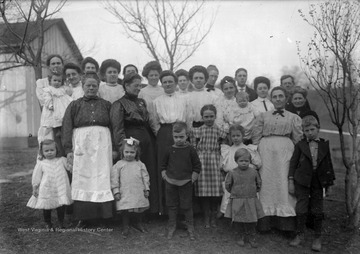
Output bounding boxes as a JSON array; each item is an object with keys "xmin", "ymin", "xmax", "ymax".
[{"xmin": 26, "ymin": 54, "xmax": 335, "ymax": 251}]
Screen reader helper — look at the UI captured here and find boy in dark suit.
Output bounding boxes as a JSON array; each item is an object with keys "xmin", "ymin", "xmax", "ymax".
[{"xmin": 288, "ymin": 111, "xmax": 335, "ymax": 252}]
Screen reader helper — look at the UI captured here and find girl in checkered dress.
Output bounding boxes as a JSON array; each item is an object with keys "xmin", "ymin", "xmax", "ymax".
[{"xmin": 190, "ymin": 104, "xmax": 227, "ymax": 228}]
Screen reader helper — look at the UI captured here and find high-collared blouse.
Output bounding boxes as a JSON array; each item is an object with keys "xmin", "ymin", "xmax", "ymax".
[
  {"xmin": 188, "ymin": 88, "xmax": 218, "ymax": 122},
  {"xmin": 110, "ymin": 93, "xmax": 150, "ymax": 151},
  {"xmin": 70, "ymin": 82, "xmax": 84, "ymax": 100},
  {"xmin": 153, "ymin": 92, "xmax": 189, "ymax": 133},
  {"xmin": 98, "ymin": 82, "xmax": 125, "ymax": 104},
  {"xmin": 138, "ymin": 84, "xmax": 164, "ymax": 118},
  {"xmin": 251, "ymin": 97, "xmax": 275, "ymax": 116},
  {"xmin": 252, "ymin": 109, "xmax": 303, "ymax": 145},
  {"xmin": 215, "ymin": 95, "xmax": 238, "ymax": 132},
  {"xmin": 62, "ymin": 96, "xmax": 112, "ymax": 155}
]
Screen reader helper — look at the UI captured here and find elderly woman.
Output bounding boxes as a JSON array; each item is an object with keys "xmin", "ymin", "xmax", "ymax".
[
  {"xmin": 285, "ymin": 86, "xmax": 311, "ymax": 117},
  {"xmin": 252, "ymin": 86, "xmax": 303, "ymax": 232},
  {"xmin": 110, "ymin": 73, "xmax": 159, "ymax": 214},
  {"xmin": 215, "ymin": 76, "xmax": 238, "ymax": 132},
  {"xmin": 62, "ymin": 72, "xmax": 114, "ymax": 227},
  {"xmin": 251, "ymin": 76, "xmax": 275, "ymax": 116},
  {"xmin": 98, "ymin": 59, "xmax": 125, "ymax": 104},
  {"xmin": 36, "ymin": 54, "xmax": 64, "ymax": 108}
]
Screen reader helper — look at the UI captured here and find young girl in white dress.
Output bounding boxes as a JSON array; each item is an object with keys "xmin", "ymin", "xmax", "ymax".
[
  {"xmin": 27, "ymin": 140, "xmax": 72, "ymax": 231},
  {"xmin": 111, "ymin": 138, "xmax": 150, "ymax": 238},
  {"xmin": 38, "ymin": 70, "xmax": 72, "ymax": 155},
  {"xmin": 225, "ymin": 148, "xmax": 265, "ymax": 248},
  {"xmin": 219, "ymin": 124, "xmax": 262, "ymax": 216}
]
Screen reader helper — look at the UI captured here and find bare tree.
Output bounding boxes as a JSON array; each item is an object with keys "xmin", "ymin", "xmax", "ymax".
[
  {"xmin": 297, "ymin": 0, "xmax": 360, "ymax": 228},
  {"xmin": 0, "ymin": 0, "xmax": 67, "ymax": 80},
  {"xmin": 104, "ymin": 0, "xmax": 216, "ymax": 71}
]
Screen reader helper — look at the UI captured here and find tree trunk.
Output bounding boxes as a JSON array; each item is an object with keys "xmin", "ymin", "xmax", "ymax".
[{"xmin": 346, "ymin": 164, "xmax": 360, "ymax": 228}]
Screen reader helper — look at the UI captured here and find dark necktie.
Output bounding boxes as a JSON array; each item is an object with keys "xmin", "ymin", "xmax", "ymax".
[
  {"xmin": 273, "ymin": 109, "xmax": 285, "ymax": 117},
  {"xmin": 262, "ymin": 100, "xmax": 268, "ymax": 111}
]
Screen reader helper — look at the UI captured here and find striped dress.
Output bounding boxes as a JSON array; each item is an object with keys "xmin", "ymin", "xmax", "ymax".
[{"xmin": 191, "ymin": 125, "xmax": 227, "ymax": 197}]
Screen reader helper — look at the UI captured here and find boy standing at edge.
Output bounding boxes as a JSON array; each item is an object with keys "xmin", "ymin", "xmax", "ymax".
[
  {"xmin": 161, "ymin": 121, "xmax": 201, "ymax": 240},
  {"xmin": 288, "ymin": 111, "xmax": 335, "ymax": 252}
]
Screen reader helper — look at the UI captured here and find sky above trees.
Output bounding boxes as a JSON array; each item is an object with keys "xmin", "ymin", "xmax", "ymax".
[{"xmin": 53, "ymin": 0, "xmax": 315, "ymax": 86}]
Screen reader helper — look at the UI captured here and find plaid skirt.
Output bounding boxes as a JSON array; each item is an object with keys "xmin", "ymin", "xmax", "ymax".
[{"xmin": 194, "ymin": 151, "xmax": 223, "ymax": 197}]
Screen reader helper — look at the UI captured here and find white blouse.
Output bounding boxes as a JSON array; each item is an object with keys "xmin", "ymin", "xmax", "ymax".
[
  {"xmin": 188, "ymin": 88, "xmax": 218, "ymax": 123},
  {"xmin": 98, "ymin": 82, "xmax": 125, "ymax": 104},
  {"xmin": 70, "ymin": 82, "xmax": 84, "ymax": 100},
  {"xmin": 251, "ymin": 97, "xmax": 274, "ymax": 116},
  {"xmin": 153, "ymin": 92, "xmax": 189, "ymax": 133}
]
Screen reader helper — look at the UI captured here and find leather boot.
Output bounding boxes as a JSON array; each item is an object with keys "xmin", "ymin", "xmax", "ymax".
[
  {"xmin": 312, "ymin": 213, "xmax": 323, "ymax": 252},
  {"xmin": 289, "ymin": 234, "xmax": 304, "ymax": 247},
  {"xmin": 290, "ymin": 213, "xmax": 307, "ymax": 247},
  {"xmin": 311, "ymin": 237, "xmax": 322, "ymax": 252}
]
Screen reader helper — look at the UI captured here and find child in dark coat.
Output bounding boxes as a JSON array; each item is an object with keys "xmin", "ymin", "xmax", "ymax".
[
  {"xmin": 288, "ymin": 111, "xmax": 335, "ymax": 252},
  {"xmin": 161, "ymin": 121, "xmax": 201, "ymax": 240}
]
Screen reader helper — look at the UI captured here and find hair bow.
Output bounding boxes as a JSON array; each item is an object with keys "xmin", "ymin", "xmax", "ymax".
[{"xmin": 124, "ymin": 137, "xmax": 139, "ymax": 145}]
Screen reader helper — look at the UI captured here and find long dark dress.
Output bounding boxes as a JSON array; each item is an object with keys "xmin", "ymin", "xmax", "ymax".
[
  {"xmin": 110, "ymin": 92, "xmax": 160, "ymax": 214},
  {"xmin": 62, "ymin": 96, "xmax": 114, "ymax": 220}
]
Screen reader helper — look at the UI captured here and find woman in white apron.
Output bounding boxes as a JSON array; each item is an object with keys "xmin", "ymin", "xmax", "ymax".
[{"xmin": 62, "ymin": 71, "xmax": 114, "ymax": 227}]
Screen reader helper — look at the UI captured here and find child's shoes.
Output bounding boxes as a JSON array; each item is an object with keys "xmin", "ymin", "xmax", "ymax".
[
  {"xmin": 236, "ymin": 236, "xmax": 245, "ymax": 247},
  {"xmin": 122, "ymin": 227, "xmax": 130, "ymax": 239},
  {"xmin": 187, "ymin": 225, "xmax": 195, "ymax": 241},
  {"xmin": 289, "ymin": 233, "xmax": 303, "ymax": 247},
  {"xmin": 45, "ymin": 223, "xmax": 55, "ymax": 232},
  {"xmin": 166, "ymin": 227, "xmax": 176, "ymax": 240},
  {"xmin": 311, "ymin": 237, "xmax": 322, "ymax": 252},
  {"xmin": 248, "ymin": 237, "xmax": 258, "ymax": 248},
  {"xmin": 133, "ymin": 222, "xmax": 147, "ymax": 233}
]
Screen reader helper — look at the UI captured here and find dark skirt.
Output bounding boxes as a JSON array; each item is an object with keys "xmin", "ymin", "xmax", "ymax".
[
  {"xmin": 257, "ymin": 215, "xmax": 296, "ymax": 232},
  {"xmin": 156, "ymin": 124, "xmax": 174, "ymax": 214},
  {"xmin": 125, "ymin": 126, "xmax": 159, "ymax": 214},
  {"xmin": 73, "ymin": 201, "xmax": 113, "ymax": 220}
]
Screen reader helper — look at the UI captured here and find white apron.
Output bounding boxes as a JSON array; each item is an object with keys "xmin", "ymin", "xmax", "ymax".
[{"xmin": 72, "ymin": 126, "xmax": 114, "ymax": 203}]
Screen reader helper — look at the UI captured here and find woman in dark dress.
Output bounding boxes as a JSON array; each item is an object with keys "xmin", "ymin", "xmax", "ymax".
[
  {"xmin": 285, "ymin": 86, "xmax": 311, "ymax": 117},
  {"xmin": 110, "ymin": 73, "xmax": 160, "ymax": 214},
  {"xmin": 62, "ymin": 72, "xmax": 114, "ymax": 227}
]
